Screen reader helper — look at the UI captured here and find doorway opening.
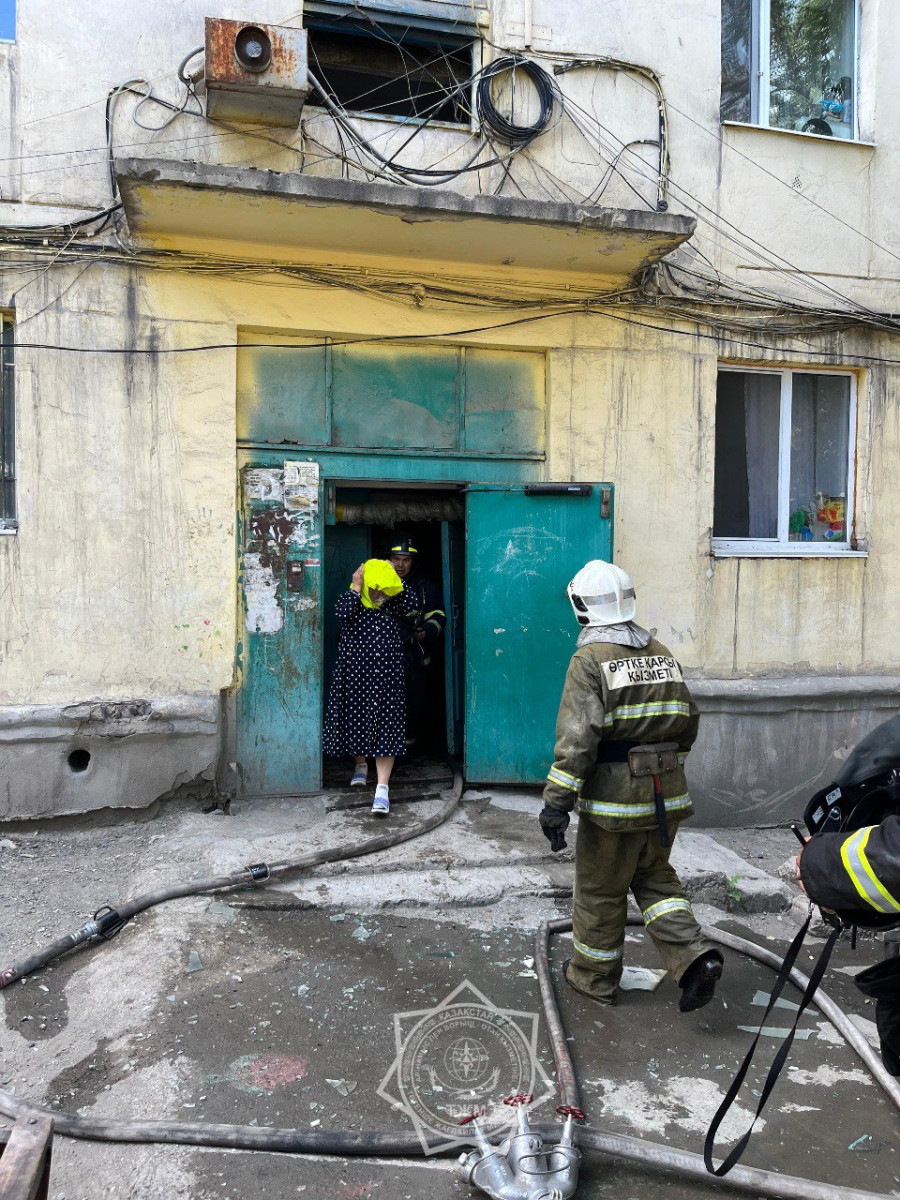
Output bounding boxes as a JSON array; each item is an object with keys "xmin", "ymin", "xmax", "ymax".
[{"xmin": 322, "ymin": 482, "xmax": 465, "ymax": 790}]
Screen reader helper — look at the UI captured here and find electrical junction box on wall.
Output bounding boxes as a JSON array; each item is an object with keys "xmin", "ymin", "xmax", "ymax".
[{"xmin": 205, "ymin": 18, "xmax": 309, "ymax": 127}]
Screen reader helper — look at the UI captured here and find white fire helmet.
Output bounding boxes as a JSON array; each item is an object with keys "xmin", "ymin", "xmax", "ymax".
[{"xmin": 567, "ymin": 561, "xmax": 636, "ymax": 627}]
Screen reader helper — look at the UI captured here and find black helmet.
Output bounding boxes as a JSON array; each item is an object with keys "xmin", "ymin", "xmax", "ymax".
[{"xmin": 389, "ymin": 536, "xmax": 418, "ymax": 555}]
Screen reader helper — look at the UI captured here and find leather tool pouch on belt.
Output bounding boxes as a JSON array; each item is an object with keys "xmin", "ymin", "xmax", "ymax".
[{"xmin": 627, "ymin": 742, "xmax": 680, "ymax": 847}]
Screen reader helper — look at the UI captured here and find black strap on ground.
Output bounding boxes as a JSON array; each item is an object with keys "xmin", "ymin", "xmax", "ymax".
[{"xmin": 704, "ymin": 908, "xmax": 843, "ymax": 1176}]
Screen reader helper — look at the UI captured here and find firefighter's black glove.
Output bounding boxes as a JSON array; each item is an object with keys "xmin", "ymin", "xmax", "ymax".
[{"xmin": 539, "ymin": 806, "xmax": 570, "ymax": 853}]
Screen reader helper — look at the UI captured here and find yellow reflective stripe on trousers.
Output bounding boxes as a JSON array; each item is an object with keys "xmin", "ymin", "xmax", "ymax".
[
  {"xmin": 573, "ymin": 936, "xmax": 623, "ymax": 962},
  {"xmin": 547, "ymin": 766, "xmax": 583, "ymax": 791},
  {"xmin": 577, "ymin": 793, "xmax": 692, "ymax": 820},
  {"xmin": 840, "ymin": 827, "xmax": 900, "ymax": 913},
  {"xmin": 643, "ymin": 897, "xmax": 693, "ymax": 924},
  {"xmin": 603, "ymin": 700, "xmax": 693, "ymax": 727}
]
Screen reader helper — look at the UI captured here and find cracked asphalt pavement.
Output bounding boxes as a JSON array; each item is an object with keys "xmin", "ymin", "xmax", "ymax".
[{"xmin": 1, "ymin": 784, "xmax": 898, "ymax": 1199}]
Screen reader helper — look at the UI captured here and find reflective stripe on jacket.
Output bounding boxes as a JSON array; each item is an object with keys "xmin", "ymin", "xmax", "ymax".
[
  {"xmin": 800, "ymin": 815, "xmax": 900, "ymax": 915},
  {"xmin": 542, "ymin": 637, "xmax": 699, "ymax": 832}
]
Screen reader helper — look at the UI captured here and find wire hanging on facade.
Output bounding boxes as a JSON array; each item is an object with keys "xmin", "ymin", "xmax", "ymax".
[
  {"xmin": 4, "ymin": 28, "xmax": 900, "ymax": 347},
  {"xmin": 475, "ymin": 56, "xmax": 558, "ymax": 145}
]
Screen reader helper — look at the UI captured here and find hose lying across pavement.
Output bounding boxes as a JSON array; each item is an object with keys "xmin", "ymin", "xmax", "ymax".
[
  {"xmin": 0, "ymin": 775, "xmax": 464, "ymax": 989},
  {"xmin": 1, "ymin": 778, "xmax": 899, "ymax": 1200},
  {"xmin": 536, "ymin": 915, "xmax": 900, "ymax": 1200}
]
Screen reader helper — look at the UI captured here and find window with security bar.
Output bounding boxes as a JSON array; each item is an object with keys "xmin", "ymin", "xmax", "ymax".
[
  {"xmin": 712, "ymin": 367, "xmax": 859, "ymax": 555},
  {"xmin": 721, "ymin": 0, "xmax": 858, "ymax": 140},
  {"xmin": 0, "ymin": 316, "xmax": 14, "ymax": 531}
]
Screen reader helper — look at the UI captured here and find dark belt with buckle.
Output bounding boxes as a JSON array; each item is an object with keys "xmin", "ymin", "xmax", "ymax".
[{"xmin": 597, "ymin": 740, "xmax": 641, "ymax": 763}]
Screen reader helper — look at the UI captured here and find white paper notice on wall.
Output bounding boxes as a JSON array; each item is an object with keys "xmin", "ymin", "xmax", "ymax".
[
  {"xmin": 284, "ymin": 461, "xmax": 319, "ymax": 487},
  {"xmin": 283, "ymin": 460, "xmax": 319, "ymax": 514},
  {"xmin": 245, "ymin": 468, "xmax": 283, "ymax": 503}
]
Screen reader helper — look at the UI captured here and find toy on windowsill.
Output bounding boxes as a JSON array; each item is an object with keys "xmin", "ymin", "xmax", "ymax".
[
  {"xmin": 816, "ymin": 494, "xmax": 845, "ymax": 526},
  {"xmin": 801, "ymin": 80, "xmax": 851, "ymax": 137},
  {"xmin": 789, "ymin": 510, "xmax": 815, "ymax": 542}
]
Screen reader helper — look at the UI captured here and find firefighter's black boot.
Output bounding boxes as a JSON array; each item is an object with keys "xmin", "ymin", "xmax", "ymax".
[{"xmin": 679, "ymin": 951, "xmax": 724, "ymax": 1013}]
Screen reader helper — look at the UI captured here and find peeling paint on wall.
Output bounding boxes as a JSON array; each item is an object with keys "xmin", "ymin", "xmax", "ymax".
[{"xmin": 243, "ymin": 552, "xmax": 282, "ymax": 634}]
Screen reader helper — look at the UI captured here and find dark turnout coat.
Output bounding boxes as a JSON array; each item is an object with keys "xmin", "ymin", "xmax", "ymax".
[
  {"xmin": 542, "ymin": 635, "xmax": 700, "ymax": 832},
  {"xmin": 800, "ymin": 816, "xmax": 900, "ymax": 919}
]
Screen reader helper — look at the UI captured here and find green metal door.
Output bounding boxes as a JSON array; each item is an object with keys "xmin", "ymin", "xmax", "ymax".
[
  {"xmin": 441, "ymin": 518, "xmax": 465, "ymax": 756},
  {"xmin": 464, "ymin": 484, "xmax": 613, "ymax": 784},
  {"xmin": 237, "ymin": 461, "xmax": 323, "ymax": 795}
]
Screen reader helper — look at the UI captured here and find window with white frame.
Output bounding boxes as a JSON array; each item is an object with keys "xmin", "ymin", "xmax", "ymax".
[
  {"xmin": 712, "ymin": 368, "xmax": 857, "ymax": 554},
  {"xmin": 721, "ymin": 0, "xmax": 858, "ymax": 140}
]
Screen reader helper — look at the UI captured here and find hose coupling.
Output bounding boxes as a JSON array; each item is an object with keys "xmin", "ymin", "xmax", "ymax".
[
  {"xmin": 93, "ymin": 906, "xmax": 127, "ymax": 940},
  {"xmin": 457, "ymin": 1099, "xmax": 582, "ymax": 1199}
]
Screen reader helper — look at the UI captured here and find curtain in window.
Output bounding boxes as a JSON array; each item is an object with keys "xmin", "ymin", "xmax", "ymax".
[
  {"xmin": 721, "ymin": 0, "xmax": 753, "ymax": 122},
  {"xmin": 789, "ymin": 373, "xmax": 850, "ymax": 541},
  {"xmin": 744, "ymin": 374, "xmax": 780, "ymax": 538}
]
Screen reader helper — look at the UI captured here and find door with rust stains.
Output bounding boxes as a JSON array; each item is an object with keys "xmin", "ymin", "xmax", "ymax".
[
  {"xmin": 236, "ymin": 461, "xmax": 323, "ymax": 795},
  {"xmin": 464, "ymin": 484, "xmax": 614, "ymax": 784}
]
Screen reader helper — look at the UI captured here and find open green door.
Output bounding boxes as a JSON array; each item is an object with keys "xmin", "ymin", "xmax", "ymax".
[
  {"xmin": 464, "ymin": 484, "xmax": 613, "ymax": 784},
  {"xmin": 441, "ymin": 519, "xmax": 465, "ymax": 756},
  {"xmin": 236, "ymin": 460, "xmax": 323, "ymax": 795}
]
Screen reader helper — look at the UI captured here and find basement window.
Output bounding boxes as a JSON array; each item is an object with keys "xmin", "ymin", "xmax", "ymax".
[
  {"xmin": 721, "ymin": 0, "xmax": 858, "ymax": 139},
  {"xmin": 304, "ymin": 8, "xmax": 474, "ymax": 125},
  {"xmin": 712, "ymin": 367, "xmax": 861, "ymax": 556},
  {"xmin": 0, "ymin": 315, "xmax": 14, "ymax": 532}
]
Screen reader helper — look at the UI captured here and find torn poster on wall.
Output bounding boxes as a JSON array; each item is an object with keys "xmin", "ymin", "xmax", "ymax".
[
  {"xmin": 242, "ymin": 463, "xmax": 321, "ymax": 635},
  {"xmin": 284, "ymin": 460, "xmax": 319, "ymax": 514}
]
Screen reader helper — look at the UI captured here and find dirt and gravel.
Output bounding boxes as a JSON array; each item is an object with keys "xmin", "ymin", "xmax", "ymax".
[{"xmin": 1, "ymin": 786, "xmax": 897, "ymax": 1199}]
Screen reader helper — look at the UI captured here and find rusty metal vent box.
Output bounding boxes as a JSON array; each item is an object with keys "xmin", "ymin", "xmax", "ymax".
[{"xmin": 205, "ymin": 18, "xmax": 309, "ymax": 127}]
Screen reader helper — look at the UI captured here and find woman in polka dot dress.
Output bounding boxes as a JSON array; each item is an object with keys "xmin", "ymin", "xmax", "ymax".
[{"xmin": 323, "ymin": 559, "xmax": 418, "ymax": 816}]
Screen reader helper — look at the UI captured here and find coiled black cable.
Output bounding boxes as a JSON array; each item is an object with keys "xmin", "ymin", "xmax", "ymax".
[{"xmin": 476, "ymin": 56, "xmax": 558, "ymax": 145}]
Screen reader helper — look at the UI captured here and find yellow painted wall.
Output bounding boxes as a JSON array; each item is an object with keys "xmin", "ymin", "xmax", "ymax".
[{"xmin": 0, "ymin": 253, "xmax": 896, "ymax": 708}]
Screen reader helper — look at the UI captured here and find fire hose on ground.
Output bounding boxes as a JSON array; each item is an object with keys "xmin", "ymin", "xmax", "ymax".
[{"xmin": 0, "ymin": 776, "xmax": 898, "ymax": 1200}]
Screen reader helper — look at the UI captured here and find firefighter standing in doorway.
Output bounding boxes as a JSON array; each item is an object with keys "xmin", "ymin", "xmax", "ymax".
[
  {"xmin": 539, "ymin": 560, "xmax": 724, "ymax": 1010},
  {"xmin": 388, "ymin": 535, "xmax": 446, "ymax": 751}
]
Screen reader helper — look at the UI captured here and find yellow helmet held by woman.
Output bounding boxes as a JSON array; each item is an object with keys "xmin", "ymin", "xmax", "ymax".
[{"xmin": 360, "ymin": 559, "xmax": 403, "ymax": 609}]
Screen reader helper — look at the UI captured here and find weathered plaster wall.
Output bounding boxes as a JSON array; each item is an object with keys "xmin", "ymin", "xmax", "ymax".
[
  {"xmin": 0, "ymin": 266, "xmax": 237, "ymax": 704},
  {"xmin": 4, "ymin": 261, "xmax": 897, "ymax": 707},
  {"xmin": 2, "ymin": 1, "xmax": 899, "ymax": 308},
  {"xmin": 2, "ymin": 0, "xmax": 900, "ymax": 817},
  {"xmin": 1, "ymin": 251, "xmax": 898, "ymax": 818}
]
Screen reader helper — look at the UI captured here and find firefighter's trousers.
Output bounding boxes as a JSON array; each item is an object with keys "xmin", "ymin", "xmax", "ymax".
[{"xmin": 568, "ymin": 817, "xmax": 713, "ymax": 1003}]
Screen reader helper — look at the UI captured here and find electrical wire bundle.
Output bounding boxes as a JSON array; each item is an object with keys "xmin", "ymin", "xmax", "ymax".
[
  {"xmin": 0, "ymin": 22, "xmax": 899, "ymax": 354},
  {"xmin": 475, "ymin": 55, "xmax": 558, "ymax": 145}
]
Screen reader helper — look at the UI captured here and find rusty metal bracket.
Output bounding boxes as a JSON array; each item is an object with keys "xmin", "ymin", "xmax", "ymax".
[{"xmin": 0, "ymin": 1115, "xmax": 53, "ymax": 1200}]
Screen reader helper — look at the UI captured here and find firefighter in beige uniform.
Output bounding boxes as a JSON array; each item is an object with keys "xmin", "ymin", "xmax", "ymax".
[{"xmin": 539, "ymin": 561, "xmax": 724, "ymax": 1011}]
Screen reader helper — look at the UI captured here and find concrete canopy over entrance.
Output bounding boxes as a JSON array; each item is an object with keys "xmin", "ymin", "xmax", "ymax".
[{"xmin": 115, "ymin": 158, "xmax": 695, "ymax": 280}]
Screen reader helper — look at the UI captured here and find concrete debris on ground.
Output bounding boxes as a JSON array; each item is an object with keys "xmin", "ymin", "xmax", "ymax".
[{"xmin": 0, "ymin": 784, "xmax": 896, "ymax": 1199}]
